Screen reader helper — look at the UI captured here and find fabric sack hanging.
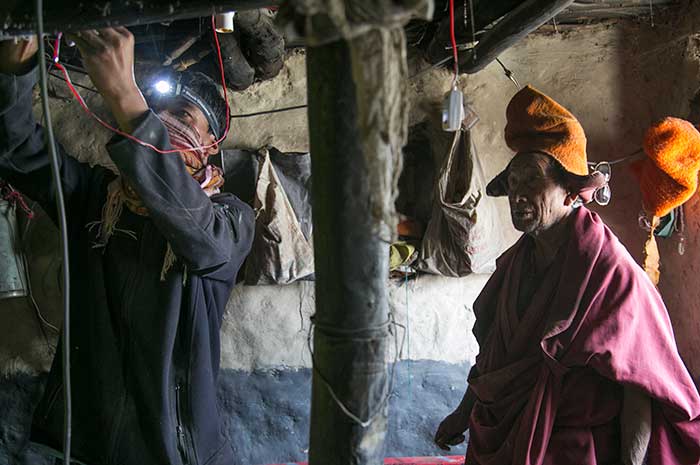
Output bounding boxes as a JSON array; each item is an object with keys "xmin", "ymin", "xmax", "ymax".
[
  {"xmin": 244, "ymin": 148, "xmax": 315, "ymax": 285},
  {"xmin": 416, "ymin": 123, "xmax": 504, "ymax": 276}
]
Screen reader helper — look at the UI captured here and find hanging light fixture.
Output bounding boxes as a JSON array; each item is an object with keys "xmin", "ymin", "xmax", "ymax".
[{"xmin": 215, "ymin": 11, "xmax": 236, "ymax": 33}]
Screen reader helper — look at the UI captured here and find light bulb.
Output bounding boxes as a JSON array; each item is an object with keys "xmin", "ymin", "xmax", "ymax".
[{"xmin": 154, "ymin": 80, "xmax": 172, "ymax": 94}]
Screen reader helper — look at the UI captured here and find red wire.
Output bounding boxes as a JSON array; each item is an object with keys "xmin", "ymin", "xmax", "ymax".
[
  {"xmin": 449, "ymin": 0, "xmax": 459, "ymax": 78},
  {"xmin": 53, "ymin": 16, "xmax": 231, "ymax": 155},
  {"xmin": 52, "ymin": 33, "xmax": 62, "ymax": 62}
]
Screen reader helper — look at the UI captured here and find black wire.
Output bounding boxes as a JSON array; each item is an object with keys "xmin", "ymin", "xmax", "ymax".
[
  {"xmin": 49, "ymin": 71, "xmax": 99, "ymax": 94},
  {"xmin": 36, "ymin": 0, "xmax": 72, "ymax": 463},
  {"xmin": 229, "ymin": 104, "xmax": 307, "ymax": 119}
]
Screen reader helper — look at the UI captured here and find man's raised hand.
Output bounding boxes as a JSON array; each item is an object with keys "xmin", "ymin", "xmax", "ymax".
[
  {"xmin": 434, "ymin": 410, "xmax": 468, "ymax": 451},
  {"xmin": 67, "ymin": 27, "xmax": 148, "ymax": 132}
]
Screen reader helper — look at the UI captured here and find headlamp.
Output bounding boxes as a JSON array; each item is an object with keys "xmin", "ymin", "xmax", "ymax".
[
  {"xmin": 146, "ymin": 74, "xmax": 223, "ymax": 140},
  {"xmin": 154, "ymin": 79, "xmax": 173, "ymax": 95}
]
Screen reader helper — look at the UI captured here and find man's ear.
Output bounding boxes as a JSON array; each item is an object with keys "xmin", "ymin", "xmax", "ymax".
[{"xmin": 564, "ymin": 194, "xmax": 578, "ymax": 206}]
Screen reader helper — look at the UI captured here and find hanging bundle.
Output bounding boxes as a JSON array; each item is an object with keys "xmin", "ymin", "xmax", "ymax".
[
  {"xmin": 631, "ymin": 117, "xmax": 700, "ymax": 285},
  {"xmin": 0, "ymin": 181, "xmax": 33, "ymax": 299},
  {"xmin": 416, "ymin": 123, "xmax": 505, "ymax": 276},
  {"xmin": 244, "ymin": 148, "xmax": 315, "ymax": 285}
]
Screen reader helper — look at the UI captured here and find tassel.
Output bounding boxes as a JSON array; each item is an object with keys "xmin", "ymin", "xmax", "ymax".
[
  {"xmin": 160, "ymin": 243, "xmax": 177, "ymax": 281},
  {"xmin": 87, "ymin": 180, "xmax": 125, "ymax": 248},
  {"xmin": 677, "ymin": 205, "xmax": 686, "ymax": 256},
  {"xmin": 643, "ymin": 216, "xmax": 661, "ymax": 285}
]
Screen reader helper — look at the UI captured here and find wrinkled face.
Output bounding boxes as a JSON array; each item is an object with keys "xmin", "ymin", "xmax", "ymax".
[
  {"xmin": 160, "ymin": 97, "xmax": 218, "ymax": 155},
  {"xmin": 507, "ymin": 152, "xmax": 572, "ymax": 235}
]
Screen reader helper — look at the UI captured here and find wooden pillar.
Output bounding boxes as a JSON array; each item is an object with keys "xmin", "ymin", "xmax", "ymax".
[{"xmin": 305, "ymin": 8, "xmax": 419, "ymax": 464}]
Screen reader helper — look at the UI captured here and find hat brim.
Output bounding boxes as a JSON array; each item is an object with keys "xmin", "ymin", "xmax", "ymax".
[{"xmin": 486, "ymin": 163, "xmax": 606, "ymax": 204}]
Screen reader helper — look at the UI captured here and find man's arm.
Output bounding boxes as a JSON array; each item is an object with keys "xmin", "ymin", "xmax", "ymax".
[
  {"xmin": 434, "ymin": 385, "xmax": 475, "ymax": 451},
  {"xmin": 0, "ymin": 39, "xmax": 93, "ymax": 224},
  {"xmin": 107, "ymin": 111, "xmax": 254, "ymax": 273}
]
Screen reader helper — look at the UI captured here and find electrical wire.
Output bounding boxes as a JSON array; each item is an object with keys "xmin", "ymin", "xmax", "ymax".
[
  {"xmin": 586, "ymin": 148, "xmax": 644, "ymax": 167},
  {"xmin": 409, "ymin": 55, "xmax": 453, "ymax": 81},
  {"xmin": 52, "ymin": 15, "xmax": 230, "ymax": 155},
  {"xmin": 48, "ymin": 71, "xmax": 99, "ymax": 94},
  {"xmin": 35, "ymin": 0, "xmax": 71, "ymax": 463},
  {"xmin": 468, "ymin": 0, "xmax": 477, "ymax": 59},
  {"xmin": 230, "ymin": 104, "xmax": 307, "ymax": 119},
  {"xmin": 448, "ymin": 0, "xmax": 459, "ymax": 83}
]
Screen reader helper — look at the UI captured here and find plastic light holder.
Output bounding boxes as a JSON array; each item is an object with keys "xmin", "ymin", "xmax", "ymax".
[
  {"xmin": 442, "ymin": 88, "xmax": 465, "ymax": 132},
  {"xmin": 215, "ymin": 12, "xmax": 236, "ymax": 33}
]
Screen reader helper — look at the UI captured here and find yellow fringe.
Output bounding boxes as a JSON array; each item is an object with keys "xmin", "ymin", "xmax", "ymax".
[
  {"xmin": 161, "ymin": 243, "xmax": 177, "ymax": 282},
  {"xmin": 643, "ymin": 216, "xmax": 661, "ymax": 286},
  {"xmin": 95, "ymin": 179, "xmax": 179, "ymax": 282}
]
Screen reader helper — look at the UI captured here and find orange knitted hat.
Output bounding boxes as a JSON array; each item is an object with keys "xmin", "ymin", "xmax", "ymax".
[
  {"xmin": 632, "ymin": 117, "xmax": 700, "ymax": 218},
  {"xmin": 504, "ymin": 85, "xmax": 589, "ymax": 176}
]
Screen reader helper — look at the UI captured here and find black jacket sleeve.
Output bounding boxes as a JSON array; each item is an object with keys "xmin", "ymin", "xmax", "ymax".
[
  {"xmin": 0, "ymin": 65, "xmax": 94, "ymax": 224},
  {"xmin": 105, "ymin": 111, "xmax": 254, "ymax": 275}
]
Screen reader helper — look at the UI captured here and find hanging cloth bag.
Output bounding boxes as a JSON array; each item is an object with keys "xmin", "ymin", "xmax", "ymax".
[
  {"xmin": 416, "ymin": 124, "xmax": 504, "ymax": 276},
  {"xmin": 244, "ymin": 148, "xmax": 315, "ymax": 285}
]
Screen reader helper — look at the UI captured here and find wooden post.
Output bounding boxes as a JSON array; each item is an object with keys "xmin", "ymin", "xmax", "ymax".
[{"xmin": 305, "ymin": 9, "xmax": 418, "ymax": 465}]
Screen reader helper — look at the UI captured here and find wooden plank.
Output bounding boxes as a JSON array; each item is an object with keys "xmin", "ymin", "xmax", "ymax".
[{"xmin": 0, "ymin": 0, "xmax": 279, "ymax": 39}]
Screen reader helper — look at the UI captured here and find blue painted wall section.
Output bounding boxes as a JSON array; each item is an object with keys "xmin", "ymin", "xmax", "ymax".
[{"xmin": 0, "ymin": 361, "xmax": 471, "ymax": 465}]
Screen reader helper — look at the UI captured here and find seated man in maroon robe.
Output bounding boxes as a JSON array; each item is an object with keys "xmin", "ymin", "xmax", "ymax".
[{"xmin": 434, "ymin": 85, "xmax": 700, "ymax": 465}]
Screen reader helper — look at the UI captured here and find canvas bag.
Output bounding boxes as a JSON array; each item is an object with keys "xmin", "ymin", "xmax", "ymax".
[
  {"xmin": 416, "ymin": 124, "xmax": 504, "ymax": 276},
  {"xmin": 244, "ymin": 148, "xmax": 315, "ymax": 285}
]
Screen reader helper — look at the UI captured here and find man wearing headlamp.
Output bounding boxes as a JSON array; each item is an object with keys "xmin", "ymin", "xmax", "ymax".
[{"xmin": 0, "ymin": 27, "xmax": 254, "ymax": 465}]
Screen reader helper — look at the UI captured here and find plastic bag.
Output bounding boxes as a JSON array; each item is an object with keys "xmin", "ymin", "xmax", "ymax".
[{"xmin": 416, "ymin": 125, "xmax": 504, "ymax": 276}]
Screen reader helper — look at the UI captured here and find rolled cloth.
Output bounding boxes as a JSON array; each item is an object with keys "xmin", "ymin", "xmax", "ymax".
[
  {"xmin": 487, "ymin": 85, "xmax": 605, "ymax": 201},
  {"xmin": 632, "ymin": 116, "xmax": 700, "ymax": 218}
]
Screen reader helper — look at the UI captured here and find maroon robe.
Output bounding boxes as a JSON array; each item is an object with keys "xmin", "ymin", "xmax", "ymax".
[{"xmin": 466, "ymin": 207, "xmax": 700, "ymax": 465}]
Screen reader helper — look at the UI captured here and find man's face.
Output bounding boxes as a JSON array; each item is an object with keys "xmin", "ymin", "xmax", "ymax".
[
  {"xmin": 163, "ymin": 97, "xmax": 219, "ymax": 155},
  {"xmin": 506, "ymin": 152, "xmax": 571, "ymax": 235}
]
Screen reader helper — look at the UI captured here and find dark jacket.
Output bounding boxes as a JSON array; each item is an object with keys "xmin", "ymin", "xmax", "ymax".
[{"xmin": 0, "ymin": 66, "xmax": 254, "ymax": 465}]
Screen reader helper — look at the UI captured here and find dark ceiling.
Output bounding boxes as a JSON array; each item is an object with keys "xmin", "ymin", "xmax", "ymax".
[{"xmin": 0, "ymin": 0, "xmax": 681, "ymax": 86}]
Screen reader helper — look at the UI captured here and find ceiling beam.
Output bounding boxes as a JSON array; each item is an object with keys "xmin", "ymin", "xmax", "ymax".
[
  {"xmin": 0, "ymin": 1, "xmax": 279, "ymax": 39},
  {"xmin": 459, "ymin": 0, "xmax": 575, "ymax": 73}
]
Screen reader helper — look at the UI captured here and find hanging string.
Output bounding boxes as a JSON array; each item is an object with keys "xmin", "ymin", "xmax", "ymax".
[
  {"xmin": 305, "ymin": 314, "xmax": 406, "ymax": 428},
  {"xmin": 463, "ymin": 0, "xmax": 468, "ymax": 34},
  {"xmin": 0, "ymin": 180, "xmax": 35, "ymax": 219},
  {"xmin": 677, "ymin": 205, "xmax": 686, "ymax": 256},
  {"xmin": 405, "ymin": 272, "xmax": 412, "ymax": 403},
  {"xmin": 468, "ymin": 0, "xmax": 477, "ymax": 60},
  {"xmin": 495, "ymin": 58, "xmax": 521, "ymax": 89}
]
